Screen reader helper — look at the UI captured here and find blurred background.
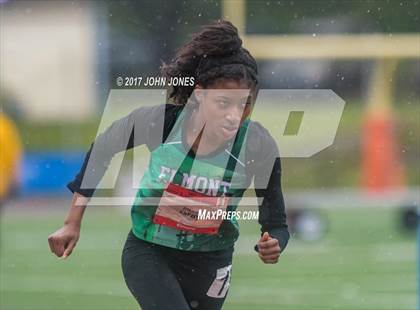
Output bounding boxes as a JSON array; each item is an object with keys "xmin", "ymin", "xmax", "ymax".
[{"xmin": 1, "ymin": 1, "xmax": 419, "ymax": 309}]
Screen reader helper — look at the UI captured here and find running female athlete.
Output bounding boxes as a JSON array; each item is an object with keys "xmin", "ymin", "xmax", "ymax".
[{"xmin": 48, "ymin": 20, "xmax": 289, "ymax": 310}]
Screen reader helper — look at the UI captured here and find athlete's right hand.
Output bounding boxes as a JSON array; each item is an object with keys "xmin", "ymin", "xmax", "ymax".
[{"xmin": 48, "ymin": 223, "xmax": 80, "ymax": 259}]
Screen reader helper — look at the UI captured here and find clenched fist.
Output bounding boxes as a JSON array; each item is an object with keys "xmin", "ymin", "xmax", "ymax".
[
  {"xmin": 257, "ymin": 232, "xmax": 281, "ymax": 264},
  {"xmin": 48, "ymin": 223, "xmax": 80, "ymax": 259}
]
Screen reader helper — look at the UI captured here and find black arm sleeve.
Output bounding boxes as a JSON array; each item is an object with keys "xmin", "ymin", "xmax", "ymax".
[
  {"xmin": 254, "ymin": 158, "xmax": 290, "ymax": 253},
  {"xmin": 248, "ymin": 122, "xmax": 290, "ymax": 254},
  {"xmin": 67, "ymin": 103, "xmax": 181, "ymax": 197}
]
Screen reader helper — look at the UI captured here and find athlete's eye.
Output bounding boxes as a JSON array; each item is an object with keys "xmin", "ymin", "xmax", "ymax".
[{"xmin": 217, "ymin": 99, "xmax": 229, "ymax": 107}]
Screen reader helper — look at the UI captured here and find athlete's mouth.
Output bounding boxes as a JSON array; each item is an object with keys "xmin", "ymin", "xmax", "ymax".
[
  {"xmin": 221, "ymin": 125, "xmax": 238, "ymax": 132},
  {"xmin": 221, "ymin": 125, "xmax": 239, "ymax": 139}
]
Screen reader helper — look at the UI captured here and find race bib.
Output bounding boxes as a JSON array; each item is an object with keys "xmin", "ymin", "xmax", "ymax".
[{"xmin": 153, "ymin": 182, "xmax": 229, "ymax": 234}]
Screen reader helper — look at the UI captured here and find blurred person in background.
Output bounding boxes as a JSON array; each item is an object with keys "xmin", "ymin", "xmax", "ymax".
[
  {"xmin": 48, "ymin": 20, "xmax": 289, "ymax": 310},
  {"xmin": 0, "ymin": 111, "xmax": 23, "ymax": 204}
]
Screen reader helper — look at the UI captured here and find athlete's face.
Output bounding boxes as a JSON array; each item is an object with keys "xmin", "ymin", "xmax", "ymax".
[{"xmin": 194, "ymin": 79, "xmax": 255, "ymax": 143}]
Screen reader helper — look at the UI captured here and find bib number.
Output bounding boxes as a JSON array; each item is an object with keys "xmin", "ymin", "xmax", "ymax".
[{"xmin": 153, "ymin": 182, "xmax": 229, "ymax": 234}]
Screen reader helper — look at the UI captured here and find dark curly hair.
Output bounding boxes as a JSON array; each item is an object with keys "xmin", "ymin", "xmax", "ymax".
[{"xmin": 161, "ymin": 20, "xmax": 258, "ymax": 105}]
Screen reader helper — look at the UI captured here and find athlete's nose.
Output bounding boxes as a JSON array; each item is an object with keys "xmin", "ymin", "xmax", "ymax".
[{"xmin": 225, "ymin": 105, "xmax": 243, "ymax": 127}]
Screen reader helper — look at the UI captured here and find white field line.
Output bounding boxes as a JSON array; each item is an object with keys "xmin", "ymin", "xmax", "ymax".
[
  {"xmin": 228, "ymin": 285, "xmax": 416, "ymax": 309},
  {"xmin": 233, "ymin": 236, "xmax": 415, "ymax": 260},
  {"xmin": 2, "ymin": 230, "xmax": 415, "ymax": 260},
  {"xmin": 74, "ymin": 186, "xmax": 420, "ymax": 208},
  {"xmin": 1, "ymin": 274, "xmax": 415, "ymax": 309},
  {"xmin": 1, "ymin": 274, "xmax": 130, "ymax": 297}
]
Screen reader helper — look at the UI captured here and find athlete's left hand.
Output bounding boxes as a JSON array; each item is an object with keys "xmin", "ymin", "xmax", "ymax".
[{"xmin": 257, "ymin": 232, "xmax": 281, "ymax": 264}]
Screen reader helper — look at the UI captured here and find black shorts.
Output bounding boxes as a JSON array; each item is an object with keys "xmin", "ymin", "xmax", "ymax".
[{"xmin": 121, "ymin": 230, "xmax": 234, "ymax": 310}]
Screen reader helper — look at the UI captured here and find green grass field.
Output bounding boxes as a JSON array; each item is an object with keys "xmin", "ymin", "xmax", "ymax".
[{"xmin": 0, "ymin": 202, "xmax": 416, "ymax": 310}]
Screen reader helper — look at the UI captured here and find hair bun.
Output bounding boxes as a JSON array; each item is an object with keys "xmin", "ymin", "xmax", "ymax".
[
  {"xmin": 192, "ymin": 20, "xmax": 242, "ymax": 57},
  {"xmin": 161, "ymin": 20, "xmax": 258, "ymax": 106}
]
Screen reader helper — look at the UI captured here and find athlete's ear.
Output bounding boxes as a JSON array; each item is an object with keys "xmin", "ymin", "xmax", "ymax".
[{"xmin": 193, "ymin": 85, "xmax": 204, "ymax": 103}]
